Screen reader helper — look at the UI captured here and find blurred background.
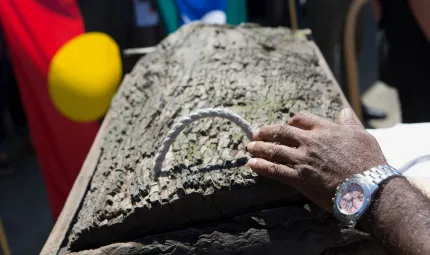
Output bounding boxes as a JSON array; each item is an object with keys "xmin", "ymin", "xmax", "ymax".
[{"xmin": 1, "ymin": 0, "xmax": 428, "ymax": 254}]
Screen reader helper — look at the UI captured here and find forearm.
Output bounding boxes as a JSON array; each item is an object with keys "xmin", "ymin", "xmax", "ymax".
[
  {"xmin": 409, "ymin": 0, "xmax": 430, "ymax": 41},
  {"xmin": 370, "ymin": 0, "xmax": 381, "ymax": 22},
  {"xmin": 361, "ymin": 177, "xmax": 430, "ymax": 255}
]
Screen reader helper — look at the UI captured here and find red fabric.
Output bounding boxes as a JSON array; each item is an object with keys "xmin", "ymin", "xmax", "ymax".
[{"xmin": 0, "ymin": 0, "xmax": 100, "ymax": 219}]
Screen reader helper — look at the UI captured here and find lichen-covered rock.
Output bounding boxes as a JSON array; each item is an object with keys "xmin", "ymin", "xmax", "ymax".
[{"xmin": 68, "ymin": 23, "xmax": 344, "ymax": 251}]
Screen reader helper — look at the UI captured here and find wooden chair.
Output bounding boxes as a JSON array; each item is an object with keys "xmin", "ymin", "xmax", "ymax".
[{"xmin": 344, "ymin": 0, "xmax": 368, "ymax": 120}]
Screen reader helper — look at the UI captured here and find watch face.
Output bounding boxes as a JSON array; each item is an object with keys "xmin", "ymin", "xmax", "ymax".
[{"xmin": 336, "ymin": 182, "xmax": 365, "ymax": 215}]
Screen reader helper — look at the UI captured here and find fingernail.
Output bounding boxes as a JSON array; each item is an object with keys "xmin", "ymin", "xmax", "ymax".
[
  {"xmin": 253, "ymin": 129, "xmax": 260, "ymax": 140},
  {"xmin": 248, "ymin": 158, "xmax": 257, "ymax": 166},
  {"xmin": 246, "ymin": 142, "xmax": 255, "ymax": 152},
  {"xmin": 342, "ymin": 108, "xmax": 354, "ymax": 120}
]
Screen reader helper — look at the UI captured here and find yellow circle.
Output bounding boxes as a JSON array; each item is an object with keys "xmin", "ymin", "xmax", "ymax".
[{"xmin": 48, "ymin": 32, "xmax": 122, "ymax": 122}]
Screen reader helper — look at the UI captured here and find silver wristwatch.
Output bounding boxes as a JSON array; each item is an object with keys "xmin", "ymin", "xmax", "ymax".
[{"xmin": 332, "ymin": 165, "xmax": 403, "ymax": 228}]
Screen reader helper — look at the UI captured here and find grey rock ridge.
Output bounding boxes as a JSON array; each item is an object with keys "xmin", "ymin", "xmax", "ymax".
[{"xmin": 66, "ymin": 23, "xmax": 373, "ymax": 253}]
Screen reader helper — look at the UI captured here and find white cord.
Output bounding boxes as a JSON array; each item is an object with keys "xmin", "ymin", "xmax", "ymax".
[
  {"xmin": 153, "ymin": 108, "xmax": 254, "ymax": 180},
  {"xmin": 399, "ymin": 155, "xmax": 430, "ymax": 173}
]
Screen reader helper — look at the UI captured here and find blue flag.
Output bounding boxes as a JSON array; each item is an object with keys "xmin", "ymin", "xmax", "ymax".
[{"xmin": 175, "ymin": 0, "xmax": 227, "ymax": 25}]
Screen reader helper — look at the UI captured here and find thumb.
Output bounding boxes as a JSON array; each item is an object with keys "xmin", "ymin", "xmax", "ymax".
[{"xmin": 338, "ymin": 108, "xmax": 364, "ymax": 130}]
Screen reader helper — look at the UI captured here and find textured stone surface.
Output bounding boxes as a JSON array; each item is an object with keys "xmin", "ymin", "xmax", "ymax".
[
  {"xmin": 68, "ymin": 23, "xmax": 345, "ymax": 251},
  {"xmin": 69, "ymin": 205, "xmax": 385, "ymax": 255}
]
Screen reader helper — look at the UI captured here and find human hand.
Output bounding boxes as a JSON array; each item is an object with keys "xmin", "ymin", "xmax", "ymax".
[{"xmin": 246, "ymin": 108, "xmax": 387, "ymax": 213}]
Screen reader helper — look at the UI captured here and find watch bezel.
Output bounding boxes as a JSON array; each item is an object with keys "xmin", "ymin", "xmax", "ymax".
[{"xmin": 333, "ymin": 175, "xmax": 372, "ymax": 224}]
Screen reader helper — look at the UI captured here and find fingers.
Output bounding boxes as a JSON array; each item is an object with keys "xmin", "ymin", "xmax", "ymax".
[
  {"xmin": 337, "ymin": 108, "xmax": 364, "ymax": 130},
  {"xmin": 254, "ymin": 124, "xmax": 304, "ymax": 147},
  {"xmin": 247, "ymin": 158, "xmax": 298, "ymax": 185},
  {"xmin": 246, "ymin": 141, "xmax": 304, "ymax": 165},
  {"xmin": 288, "ymin": 111, "xmax": 332, "ymax": 130}
]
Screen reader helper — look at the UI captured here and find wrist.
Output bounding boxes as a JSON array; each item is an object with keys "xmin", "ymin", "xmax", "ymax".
[
  {"xmin": 358, "ymin": 177, "xmax": 430, "ymax": 254},
  {"xmin": 359, "ymin": 177, "xmax": 410, "ymax": 234}
]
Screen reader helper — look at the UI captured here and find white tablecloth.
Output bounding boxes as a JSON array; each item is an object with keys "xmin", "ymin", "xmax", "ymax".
[{"xmin": 367, "ymin": 123, "xmax": 430, "ymax": 194}]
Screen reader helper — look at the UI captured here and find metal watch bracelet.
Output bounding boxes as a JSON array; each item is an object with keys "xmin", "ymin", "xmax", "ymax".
[{"xmin": 361, "ymin": 165, "xmax": 403, "ymax": 193}]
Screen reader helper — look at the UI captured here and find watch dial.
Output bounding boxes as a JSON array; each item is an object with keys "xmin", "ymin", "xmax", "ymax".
[{"xmin": 337, "ymin": 183, "xmax": 365, "ymax": 215}]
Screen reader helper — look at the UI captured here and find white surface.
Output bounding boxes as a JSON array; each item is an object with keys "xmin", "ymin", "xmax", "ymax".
[{"xmin": 367, "ymin": 123, "xmax": 430, "ymax": 194}]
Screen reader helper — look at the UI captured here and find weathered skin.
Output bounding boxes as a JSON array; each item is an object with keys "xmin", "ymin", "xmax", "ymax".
[{"xmin": 67, "ymin": 23, "xmax": 346, "ymax": 251}]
